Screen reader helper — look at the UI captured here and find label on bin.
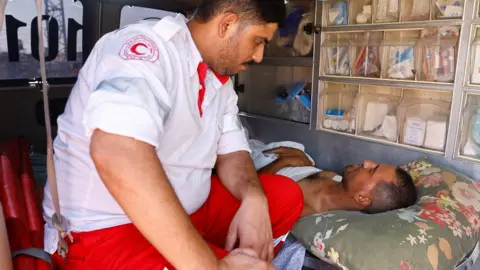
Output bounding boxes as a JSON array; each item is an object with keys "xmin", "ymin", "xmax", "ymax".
[{"xmin": 404, "ymin": 117, "xmax": 426, "ymax": 146}]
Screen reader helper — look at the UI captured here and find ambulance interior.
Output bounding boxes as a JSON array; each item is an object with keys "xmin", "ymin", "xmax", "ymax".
[{"xmin": 1, "ymin": 0, "xmax": 480, "ymax": 269}]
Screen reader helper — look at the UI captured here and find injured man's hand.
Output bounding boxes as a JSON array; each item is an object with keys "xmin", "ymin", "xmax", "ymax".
[{"xmin": 259, "ymin": 147, "xmax": 418, "ymax": 217}]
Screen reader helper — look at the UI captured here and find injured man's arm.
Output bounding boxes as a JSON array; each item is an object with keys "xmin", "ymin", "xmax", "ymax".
[{"xmin": 259, "ymin": 147, "xmax": 418, "ymax": 217}]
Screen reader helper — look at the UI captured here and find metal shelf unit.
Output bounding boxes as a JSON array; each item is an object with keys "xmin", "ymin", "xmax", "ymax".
[
  {"xmin": 252, "ymin": 57, "xmax": 314, "ymax": 67},
  {"xmin": 239, "ymin": 0, "xmax": 321, "ymax": 127},
  {"xmin": 316, "ymin": 0, "xmax": 474, "ymax": 158},
  {"xmin": 319, "ymin": 76, "xmax": 455, "ymax": 91},
  {"xmin": 239, "ymin": 112, "xmax": 310, "ymax": 127},
  {"xmin": 322, "ymin": 20, "xmax": 463, "ymax": 32}
]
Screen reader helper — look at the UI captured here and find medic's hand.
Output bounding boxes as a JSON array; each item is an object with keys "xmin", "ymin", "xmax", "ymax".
[
  {"xmin": 219, "ymin": 248, "xmax": 275, "ymax": 270},
  {"xmin": 225, "ymin": 192, "xmax": 274, "ymax": 262},
  {"xmin": 263, "ymin": 147, "xmax": 313, "ymax": 167}
]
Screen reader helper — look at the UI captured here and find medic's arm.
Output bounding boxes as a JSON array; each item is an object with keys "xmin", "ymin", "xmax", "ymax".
[
  {"xmin": 214, "ymin": 85, "xmax": 264, "ymax": 201},
  {"xmin": 85, "ymin": 31, "xmax": 218, "ymax": 270}
]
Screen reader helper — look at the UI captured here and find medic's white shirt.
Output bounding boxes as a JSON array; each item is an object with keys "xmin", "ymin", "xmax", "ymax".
[{"xmin": 42, "ymin": 14, "xmax": 250, "ymax": 254}]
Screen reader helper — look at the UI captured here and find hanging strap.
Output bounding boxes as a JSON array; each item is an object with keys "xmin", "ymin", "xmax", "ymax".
[
  {"xmin": 34, "ymin": 0, "xmax": 73, "ymax": 259},
  {"xmin": 0, "ymin": 0, "xmax": 6, "ymax": 32},
  {"xmin": 0, "ymin": 0, "xmax": 71, "ymax": 260}
]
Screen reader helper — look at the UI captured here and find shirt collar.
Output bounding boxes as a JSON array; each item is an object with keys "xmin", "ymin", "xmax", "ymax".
[{"xmin": 153, "ymin": 14, "xmax": 229, "ymax": 87}]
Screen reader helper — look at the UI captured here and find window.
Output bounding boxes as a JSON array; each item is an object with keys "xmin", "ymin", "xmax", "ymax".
[
  {"xmin": 0, "ymin": 0, "xmax": 83, "ymax": 81},
  {"xmin": 120, "ymin": 5, "xmax": 177, "ymax": 28}
]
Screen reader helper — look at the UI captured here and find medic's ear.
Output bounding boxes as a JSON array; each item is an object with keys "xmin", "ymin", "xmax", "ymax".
[
  {"xmin": 218, "ymin": 13, "xmax": 239, "ymax": 38},
  {"xmin": 354, "ymin": 193, "xmax": 372, "ymax": 208}
]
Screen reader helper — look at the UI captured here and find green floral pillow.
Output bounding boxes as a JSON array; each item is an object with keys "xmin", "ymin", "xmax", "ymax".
[{"xmin": 291, "ymin": 158, "xmax": 480, "ymax": 270}]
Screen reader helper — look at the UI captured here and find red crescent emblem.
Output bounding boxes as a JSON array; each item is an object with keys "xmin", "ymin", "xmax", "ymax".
[
  {"xmin": 119, "ymin": 35, "xmax": 160, "ymax": 62},
  {"xmin": 130, "ymin": 43, "xmax": 148, "ymax": 55}
]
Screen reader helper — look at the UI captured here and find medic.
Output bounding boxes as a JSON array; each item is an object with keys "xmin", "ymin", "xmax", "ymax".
[{"xmin": 42, "ymin": 0, "xmax": 304, "ymax": 269}]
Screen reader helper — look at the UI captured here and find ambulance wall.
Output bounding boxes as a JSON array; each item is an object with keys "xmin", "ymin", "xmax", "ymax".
[
  {"xmin": 243, "ymin": 116, "xmax": 480, "ymax": 180},
  {"xmin": 0, "ymin": 86, "xmax": 72, "ymax": 153},
  {"xmin": 239, "ymin": 67, "xmax": 480, "ymax": 181},
  {"xmin": 1, "ymin": 83, "xmax": 478, "ymax": 181}
]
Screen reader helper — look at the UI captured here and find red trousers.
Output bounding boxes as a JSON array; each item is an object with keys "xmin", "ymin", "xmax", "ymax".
[{"xmin": 52, "ymin": 174, "xmax": 304, "ymax": 269}]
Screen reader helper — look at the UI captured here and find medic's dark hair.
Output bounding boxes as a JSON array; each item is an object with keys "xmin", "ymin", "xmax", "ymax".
[
  {"xmin": 194, "ymin": 0, "xmax": 287, "ymax": 25},
  {"xmin": 363, "ymin": 167, "xmax": 417, "ymax": 214}
]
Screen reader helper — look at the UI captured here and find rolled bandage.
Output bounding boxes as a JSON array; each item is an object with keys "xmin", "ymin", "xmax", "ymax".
[
  {"xmin": 338, "ymin": 120, "xmax": 349, "ymax": 131},
  {"xmin": 220, "ymin": 113, "xmax": 244, "ymax": 134},
  {"xmin": 324, "ymin": 119, "xmax": 333, "ymax": 129},
  {"xmin": 356, "ymin": 13, "xmax": 369, "ymax": 24}
]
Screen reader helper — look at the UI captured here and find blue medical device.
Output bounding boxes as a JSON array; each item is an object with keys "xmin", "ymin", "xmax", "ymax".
[{"xmin": 275, "ymin": 82, "xmax": 312, "ymax": 111}]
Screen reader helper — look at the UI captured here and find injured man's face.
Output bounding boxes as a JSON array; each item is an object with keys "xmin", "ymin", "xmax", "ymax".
[{"xmin": 298, "ymin": 160, "xmax": 417, "ymax": 217}]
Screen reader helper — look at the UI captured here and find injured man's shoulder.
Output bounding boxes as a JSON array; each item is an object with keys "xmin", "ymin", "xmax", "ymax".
[{"xmin": 255, "ymin": 145, "xmax": 418, "ymax": 217}]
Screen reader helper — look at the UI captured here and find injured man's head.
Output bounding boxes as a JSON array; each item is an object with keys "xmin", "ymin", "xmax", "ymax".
[
  {"xmin": 296, "ymin": 160, "xmax": 417, "ymax": 217},
  {"xmin": 341, "ymin": 160, "xmax": 417, "ymax": 213}
]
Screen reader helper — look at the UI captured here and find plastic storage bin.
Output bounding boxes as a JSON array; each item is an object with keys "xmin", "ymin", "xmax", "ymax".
[
  {"xmin": 326, "ymin": 0, "xmax": 349, "ymax": 26},
  {"xmin": 320, "ymin": 83, "xmax": 358, "ymax": 134},
  {"xmin": 400, "ymin": 0, "xmax": 431, "ymax": 21},
  {"xmin": 352, "ymin": 32, "xmax": 383, "ymax": 78},
  {"xmin": 382, "ymin": 39, "xmax": 417, "ymax": 80},
  {"xmin": 356, "ymin": 86, "xmax": 402, "ymax": 142},
  {"xmin": 374, "ymin": 0, "xmax": 399, "ymax": 23},
  {"xmin": 349, "ymin": 0, "xmax": 373, "ymax": 24},
  {"xmin": 397, "ymin": 89, "xmax": 452, "ymax": 151},
  {"xmin": 433, "ymin": 0, "xmax": 464, "ymax": 20},
  {"xmin": 459, "ymin": 94, "xmax": 480, "ymax": 159},
  {"xmin": 416, "ymin": 27, "xmax": 459, "ymax": 83},
  {"xmin": 323, "ymin": 34, "xmax": 351, "ymax": 76},
  {"xmin": 470, "ymin": 36, "xmax": 480, "ymax": 85}
]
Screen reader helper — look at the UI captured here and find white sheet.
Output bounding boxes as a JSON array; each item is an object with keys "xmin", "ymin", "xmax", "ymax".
[{"xmin": 248, "ymin": 139, "xmax": 321, "ymax": 182}]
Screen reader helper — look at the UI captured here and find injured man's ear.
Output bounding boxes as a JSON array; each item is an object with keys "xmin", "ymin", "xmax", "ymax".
[{"xmin": 258, "ymin": 148, "xmax": 418, "ymax": 217}]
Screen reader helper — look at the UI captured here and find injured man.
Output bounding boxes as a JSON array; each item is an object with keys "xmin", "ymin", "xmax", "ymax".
[{"xmin": 249, "ymin": 141, "xmax": 418, "ymax": 217}]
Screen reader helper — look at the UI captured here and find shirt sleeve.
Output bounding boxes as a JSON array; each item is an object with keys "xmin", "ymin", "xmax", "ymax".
[
  {"xmin": 217, "ymin": 82, "xmax": 251, "ymax": 155},
  {"xmin": 82, "ymin": 27, "xmax": 172, "ymax": 148}
]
